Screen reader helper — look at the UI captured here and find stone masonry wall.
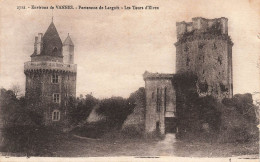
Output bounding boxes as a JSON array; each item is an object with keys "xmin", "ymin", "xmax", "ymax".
[
  {"xmin": 25, "ymin": 70, "xmax": 76, "ymax": 125},
  {"xmin": 143, "ymin": 72, "xmax": 176, "ymax": 134},
  {"xmin": 175, "ymin": 17, "xmax": 233, "ymax": 101}
]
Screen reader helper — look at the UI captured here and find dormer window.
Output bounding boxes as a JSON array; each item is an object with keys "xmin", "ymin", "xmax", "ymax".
[{"xmin": 53, "ymin": 47, "xmax": 58, "ymax": 53}]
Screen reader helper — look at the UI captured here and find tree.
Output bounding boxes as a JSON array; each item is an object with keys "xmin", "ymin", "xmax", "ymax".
[
  {"xmin": 96, "ymin": 97, "xmax": 135, "ymax": 129},
  {"xmin": 173, "ymin": 72, "xmax": 222, "ymax": 135},
  {"xmin": 10, "ymin": 83, "xmax": 22, "ymax": 98},
  {"xmin": 0, "ymin": 88, "xmax": 61, "ymax": 155},
  {"xmin": 68, "ymin": 94, "xmax": 98, "ymax": 125}
]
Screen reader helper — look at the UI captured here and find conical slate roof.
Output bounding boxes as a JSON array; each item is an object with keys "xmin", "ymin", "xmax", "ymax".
[
  {"xmin": 41, "ymin": 22, "xmax": 63, "ymax": 57},
  {"xmin": 63, "ymin": 34, "xmax": 74, "ymax": 46},
  {"xmin": 31, "ymin": 21, "xmax": 63, "ymax": 57}
]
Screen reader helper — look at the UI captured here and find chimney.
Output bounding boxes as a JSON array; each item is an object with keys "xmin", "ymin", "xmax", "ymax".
[
  {"xmin": 34, "ymin": 36, "xmax": 38, "ymax": 53},
  {"xmin": 220, "ymin": 17, "xmax": 228, "ymax": 35},
  {"xmin": 36, "ymin": 33, "xmax": 43, "ymax": 55}
]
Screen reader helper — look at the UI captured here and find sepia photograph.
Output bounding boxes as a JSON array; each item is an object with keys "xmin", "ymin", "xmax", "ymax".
[{"xmin": 0, "ymin": 0, "xmax": 259, "ymax": 161}]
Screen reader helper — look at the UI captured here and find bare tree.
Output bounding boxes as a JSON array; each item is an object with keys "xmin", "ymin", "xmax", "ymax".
[{"xmin": 11, "ymin": 83, "xmax": 22, "ymax": 98}]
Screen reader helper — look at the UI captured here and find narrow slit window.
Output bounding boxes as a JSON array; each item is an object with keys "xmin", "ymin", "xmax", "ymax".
[
  {"xmin": 156, "ymin": 122, "xmax": 160, "ymax": 132},
  {"xmin": 186, "ymin": 57, "xmax": 190, "ymax": 66},
  {"xmin": 156, "ymin": 88, "xmax": 160, "ymax": 112},
  {"xmin": 164, "ymin": 87, "xmax": 167, "ymax": 111}
]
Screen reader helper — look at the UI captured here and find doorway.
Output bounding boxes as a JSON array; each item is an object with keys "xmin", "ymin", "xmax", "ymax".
[{"xmin": 165, "ymin": 117, "xmax": 177, "ymax": 133}]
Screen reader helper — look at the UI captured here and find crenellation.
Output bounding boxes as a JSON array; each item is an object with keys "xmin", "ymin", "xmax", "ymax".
[
  {"xmin": 192, "ymin": 17, "xmax": 208, "ymax": 31},
  {"xmin": 176, "ymin": 21, "xmax": 187, "ymax": 39},
  {"xmin": 143, "ymin": 71, "xmax": 174, "ymax": 80},
  {"xmin": 220, "ymin": 17, "xmax": 228, "ymax": 35},
  {"xmin": 186, "ymin": 22, "xmax": 193, "ymax": 32},
  {"xmin": 176, "ymin": 17, "xmax": 229, "ymax": 40}
]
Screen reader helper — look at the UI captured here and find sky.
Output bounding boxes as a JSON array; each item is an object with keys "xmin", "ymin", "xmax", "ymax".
[{"xmin": 0, "ymin": 0, "xmax": 259, "ymax": 99}]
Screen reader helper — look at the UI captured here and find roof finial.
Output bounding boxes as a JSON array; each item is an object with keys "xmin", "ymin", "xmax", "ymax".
[{"xmin": 51, "ymin": 8, "xmax": 54, "ymax": 22}]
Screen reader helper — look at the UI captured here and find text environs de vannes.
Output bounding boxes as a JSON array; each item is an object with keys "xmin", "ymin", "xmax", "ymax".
[{"xmin": 31, "ymin": 5, "xmax": 74, "ymax": 9}]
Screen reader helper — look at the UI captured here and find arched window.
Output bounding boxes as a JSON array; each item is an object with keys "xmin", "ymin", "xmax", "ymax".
[{"xmin": 52, "ymin": 110, "xmax": 60, "ymax": 121}]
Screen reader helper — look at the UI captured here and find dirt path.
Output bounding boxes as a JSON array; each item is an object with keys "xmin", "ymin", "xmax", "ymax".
[{"xmin": 147, "ymin": 133, "xmax": 177, "ymax": 156}]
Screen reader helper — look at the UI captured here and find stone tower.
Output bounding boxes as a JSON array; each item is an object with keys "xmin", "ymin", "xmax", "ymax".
[
  {"xmin": 175, "ymin": 17, "xmax": 233, "ymax": 101},
  {"xmin": 24, "ymin": 21, "xmax": 77, "ymax": 125}
]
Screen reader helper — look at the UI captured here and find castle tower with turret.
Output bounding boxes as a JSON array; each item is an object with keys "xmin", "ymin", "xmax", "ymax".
[
  {"xmin": 24, "ymin": 20, "xmax": 77, "ymax": 125},
  {"xmin": 175, "ymin": 17, "xmax": 233, "ymax": 100}
]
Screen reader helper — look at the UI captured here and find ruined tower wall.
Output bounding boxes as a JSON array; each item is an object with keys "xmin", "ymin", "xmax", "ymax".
[{"xmin": 175, "ymin": 17, "xmax": 233, "ymax": 100}]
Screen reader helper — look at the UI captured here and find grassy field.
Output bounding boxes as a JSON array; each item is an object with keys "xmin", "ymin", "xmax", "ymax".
[
  {"xmin": 1, "ymin": 131, "xmax": 258, "ymax": 157},
  {"xmin": 51, "ymin": 133, "xmax": 259, "ymax": 157}
]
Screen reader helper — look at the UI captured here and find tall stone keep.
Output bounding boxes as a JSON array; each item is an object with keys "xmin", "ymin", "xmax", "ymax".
[
  {"xmin": 24, "ymin": 21, "xmax": 77, "ymax": 125},
  {"xmin": 175, "ymin": 17, "xmax": 233, "ymax": 100}
]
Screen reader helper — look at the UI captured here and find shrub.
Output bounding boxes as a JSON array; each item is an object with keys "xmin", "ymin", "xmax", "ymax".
[
  {"xmin": 0, "ymin": 88, "xmax": 66, "ymax": 156},
  {"xmin": 173, "ymin": 73, "xmax": 258, "ymax": 143},
  {"xmin": 71, "ymin": 120, "xmax": 114, "ymax": 139},
  {"xmin": 1, "ymin": 125, "xmax": 67, "ymax": 156},
  {"xmin": 121, "ymin": 124, "xmax": 144, "ymax": 138},
  {"xmin": 220, "ymin": 94, "xmax": 259, "ymax": 143}
]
